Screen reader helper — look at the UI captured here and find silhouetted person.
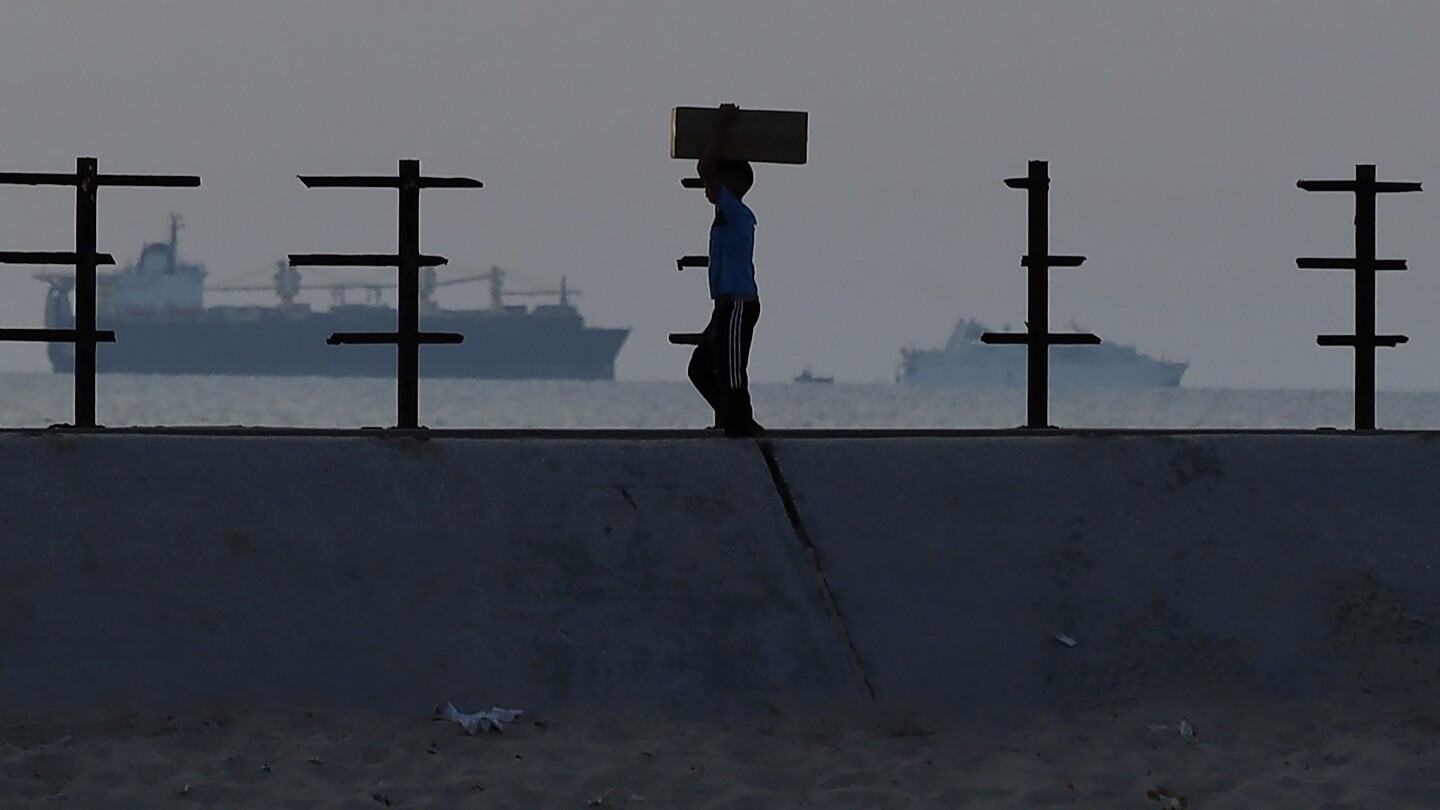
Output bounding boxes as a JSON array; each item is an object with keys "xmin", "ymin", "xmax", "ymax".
[{"xmin": 688, "ymin": 103, "xmax": 765, "ymax": 437}]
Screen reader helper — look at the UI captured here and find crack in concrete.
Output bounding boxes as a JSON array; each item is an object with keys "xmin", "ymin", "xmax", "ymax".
[{"xmin": 757, "ymin": 439, "xmax": 876, "ymax": 701}]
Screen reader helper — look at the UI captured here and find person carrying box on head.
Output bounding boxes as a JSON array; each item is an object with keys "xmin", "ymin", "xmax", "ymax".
[{"xmin": 688, "ymin": 103, "xmax": 766, "ymax": 437}]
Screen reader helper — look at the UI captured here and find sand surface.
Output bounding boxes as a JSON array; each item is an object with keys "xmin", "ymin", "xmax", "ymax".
[{"xmin": 3, "ymin": 695, "xmax": 1437, "ymax": 808}]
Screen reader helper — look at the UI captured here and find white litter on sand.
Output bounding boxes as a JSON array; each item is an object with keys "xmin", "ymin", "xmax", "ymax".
[{"xmin": 434, "ymin": 701, "xmax": 524, "ymax": 734}]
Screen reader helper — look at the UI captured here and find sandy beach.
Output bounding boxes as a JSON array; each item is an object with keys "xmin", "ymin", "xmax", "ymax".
[{"xmin": 3, "ymin": 692, "xmax": 1436, "ymax": 809}]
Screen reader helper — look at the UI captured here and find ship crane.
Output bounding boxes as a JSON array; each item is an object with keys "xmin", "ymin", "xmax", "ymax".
[
  {"xmin": 209, "ymin": 261, "xmax": 398, "ymax": 307},
  {"xmin": 208, "ymin": 263, "xmax": 576, "ymax": 313},
  {"xmin": 471, "ymin": 266, "xmax": 575, "ymax": 313}
]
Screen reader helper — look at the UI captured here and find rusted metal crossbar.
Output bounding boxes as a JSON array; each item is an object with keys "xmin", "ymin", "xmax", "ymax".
[
  {"xmin": 1297, "ymin": 164, "xmax": 1422, "ymax": 430},
  {"xmin": 982, "ymin": 160, "xmax": 1100, "ymax": 428},
  {"xmin": 0, "ymin": 157, "xmax": 199, "ymax": 427},
  {"xmin": 289, "ymin": 159, "xmax": 482, "ymax": 429}
]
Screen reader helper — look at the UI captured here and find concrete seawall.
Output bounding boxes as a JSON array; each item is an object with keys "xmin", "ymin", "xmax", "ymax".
[
  {"xmin": 769, "ymin": 434, "xmax": 1440, "ymax": 714},
  {"xmin": 2, "ymin": 432, "xmax": 1437, "ymax": 717}
]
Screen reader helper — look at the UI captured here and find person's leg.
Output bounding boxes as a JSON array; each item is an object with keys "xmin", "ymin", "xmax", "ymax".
[
  {"xmin": 722, "ymin": 300, "xmax": 763, "ymax": 437},
  {"xmin": 687, "ymin": 303, "xmax": 727, "ymax": 427}
]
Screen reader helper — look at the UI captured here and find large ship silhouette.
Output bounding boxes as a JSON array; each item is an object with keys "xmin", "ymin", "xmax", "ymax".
[
  {"xmin": 899, "ymin": 318, "xmax": 1187, "ymax": 388},
  {"xmin": 36, "ymin": 217, "xmax": 629, "ymax": 379}
]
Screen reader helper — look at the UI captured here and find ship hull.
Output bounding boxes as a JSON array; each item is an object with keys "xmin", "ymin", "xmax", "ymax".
[
  {"xmin": 47, "ymin": 309, "xmax": 629, "ymax": 379},
  {"xmin": 900, "ymin": 345, "xmax": 1186, "ymax": 389}
]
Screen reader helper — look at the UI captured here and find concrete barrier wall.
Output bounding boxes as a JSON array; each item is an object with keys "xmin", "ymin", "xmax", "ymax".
[
  {"xmin": 0, "ymin": 434, "xmax": 860, "ymax": 714},
  {"xmin": 772, "ymin": 434, "xmax": 1440, "ymax": 714},
  {"xmin": 2, "ymin": 432, "xmax": 1437, "ymax": 716}
]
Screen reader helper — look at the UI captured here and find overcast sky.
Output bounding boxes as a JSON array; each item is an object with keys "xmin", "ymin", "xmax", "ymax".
[{"xmin": 2, "ymin": 1, "xmax": 1438, "ymax": 388}]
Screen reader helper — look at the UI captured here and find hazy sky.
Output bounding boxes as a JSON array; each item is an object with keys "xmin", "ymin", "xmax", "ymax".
[{"xmin": 2, "ymin": 1, "xmax": 1439, "ymax": 388}]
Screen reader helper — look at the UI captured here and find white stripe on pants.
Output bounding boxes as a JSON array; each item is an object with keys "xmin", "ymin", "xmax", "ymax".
[{"xmin": 729, "ymin": 302, "xmax": 743, "ymax": 389}]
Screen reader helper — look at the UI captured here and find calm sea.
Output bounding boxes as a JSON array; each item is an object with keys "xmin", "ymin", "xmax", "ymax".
[{"xmin": 2, "ymin": 372, "xmax": 1438, "ymax": 430}]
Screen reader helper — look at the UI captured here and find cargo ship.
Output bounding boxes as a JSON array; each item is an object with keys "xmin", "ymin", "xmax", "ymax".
[
  {"xmin": 36, "ymin": 217, "xmax": 629, "ymax": 379},
  {"xmin": 898, "ymin": 319, "xmax": 1187, "ymax": 388}
]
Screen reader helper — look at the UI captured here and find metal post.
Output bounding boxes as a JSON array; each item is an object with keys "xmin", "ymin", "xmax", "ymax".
[
  {"xmin": 397, "ymin": 159, "xmax": 421, "ymax": 429},
  {"xmin": 1024, "ymin": 160, "xmax": 1050, "ymax": 428},
  {"xmin": 290, "ymin": 158, "xmax": 481, "ymax": 429},
  {"xmin": 74, "ymin": 158, "xmax": 99, "ymax": 427},
  {"xmin": 1297, "ymin": 164, "xmax": 1421, "ymax": 431},
  {"xmin": 674, "ymin": 178, "xmax": 709, "ymax": 272},
  {"xmin": 982, "ymin": 160, "xmax": 1098, "ymax": 428},
  {"xmin": 668, "ymin": 176, "xmax": 711, "ymax": 348},
  {"xmin": 1354, "ymin": 165, "xmax": 1377, "ymax": 430},
  {"xmin": 0, "ymin": 157, "xmax": 198, "ymax": 428}
]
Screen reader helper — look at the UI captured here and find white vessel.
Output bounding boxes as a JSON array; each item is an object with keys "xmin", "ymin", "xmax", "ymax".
[{"xmin": 898, "ymin": 319, "xmax": 1187, "ymax": 388}]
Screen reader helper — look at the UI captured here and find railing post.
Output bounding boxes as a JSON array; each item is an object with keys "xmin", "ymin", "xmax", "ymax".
[
  {"xmin": 1355, "ymin": 165, "xmax": 1378, "ymax": 430},
  {"xmin": 74, "ymin": 158, "xmax": 99, "ymax": 428},
  {"xmin": 0, "ymin": 157, "xmax": 200, "ymax": 427},
  {"xmin": 982, "ymin": 160, "xmax": 1099, "ymax": 428},
  {"xmin": 289, "ymin": 158, "xmax": 483, "ymax": 429},
  {"xmin": 397, "ymin": 159, "xmax": 422, "ymax": 429},
  {"xmin": 666, "ymin": 176, "xmax": 711, "ymax": 348},
  {"xmin": 1297, "ymin": 164, "xmax": 1422, "ymax": 430}
]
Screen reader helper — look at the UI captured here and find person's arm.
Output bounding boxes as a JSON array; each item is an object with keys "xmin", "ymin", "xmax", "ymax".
[{"xmin": 697, "ymin": 103, "xmax": 740, "ymax": 200}]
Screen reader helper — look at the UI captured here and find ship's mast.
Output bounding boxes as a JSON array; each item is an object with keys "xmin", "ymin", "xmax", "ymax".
[
  {"xmin": 273, "ymin": 259, "xmax": 301, "ymax": 306},
  {"xmin": 488, "ymin": 266, "xmax": 505, "ymax": 312},
  {"xmin": 168, "ymin": 213, "xmax": 184, "ymax": 274}
]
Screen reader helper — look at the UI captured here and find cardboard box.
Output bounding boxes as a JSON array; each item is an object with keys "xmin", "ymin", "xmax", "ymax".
[{"xmin": 670, "ymin": 107, "xmax": 809, "ymax": 165}]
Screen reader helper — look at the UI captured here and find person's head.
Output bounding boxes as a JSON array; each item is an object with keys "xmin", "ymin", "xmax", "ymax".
[{"xmin": 710, "ymin": 159, "xmax": 753, "ymax": 202}]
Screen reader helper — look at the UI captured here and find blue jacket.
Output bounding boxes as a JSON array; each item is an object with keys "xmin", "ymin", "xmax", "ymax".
[{"xmin": 707, "ymin": 186, "xmax": 758, "ymax": 299}]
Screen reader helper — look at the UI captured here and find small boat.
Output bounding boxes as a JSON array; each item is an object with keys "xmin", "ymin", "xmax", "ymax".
[{"xmin": 793, "ymin": 366, "xmax": 834, "ymax": 384}]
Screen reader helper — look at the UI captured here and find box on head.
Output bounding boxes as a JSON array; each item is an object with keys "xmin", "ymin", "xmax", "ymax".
[{"xmin": 670, "ymin": 107, "xmax": 809, "ymax": 165}]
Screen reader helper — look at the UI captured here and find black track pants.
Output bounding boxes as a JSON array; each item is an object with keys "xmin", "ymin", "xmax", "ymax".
[{"xmin": 687, "ymin": 299, "xmax": 760, "ymax": 428}]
